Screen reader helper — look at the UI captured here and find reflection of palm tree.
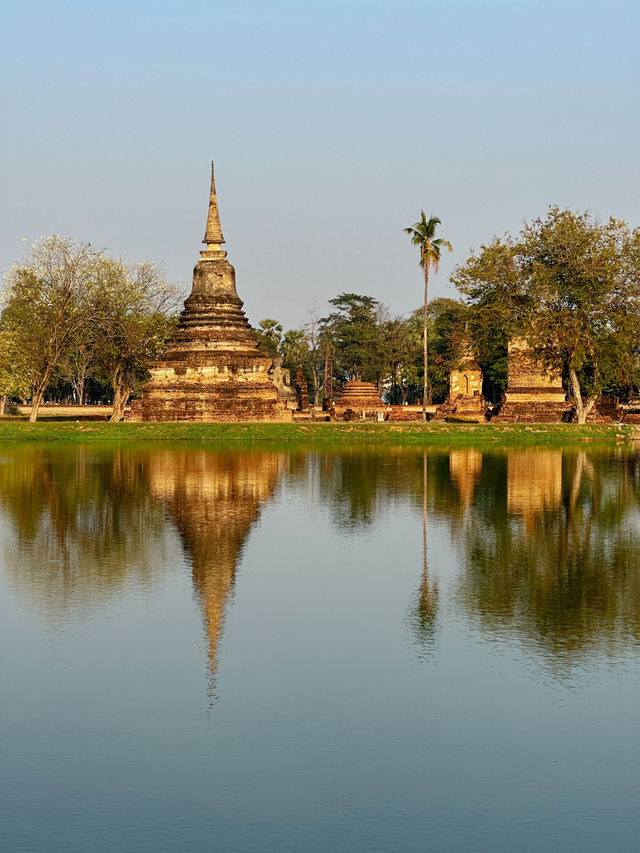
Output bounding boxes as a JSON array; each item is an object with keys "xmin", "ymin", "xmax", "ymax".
[{"xmin": 413, "ymin": 452, "xmax": 438, "ymax": 647}]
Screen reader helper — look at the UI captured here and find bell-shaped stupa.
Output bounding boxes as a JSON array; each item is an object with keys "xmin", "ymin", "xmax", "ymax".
[{"xmin": 129, "ymin": 163, "xmax": 288, "ymax": 421}]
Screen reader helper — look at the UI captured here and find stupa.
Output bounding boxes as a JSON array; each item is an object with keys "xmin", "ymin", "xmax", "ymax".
[
  {"xmin": 128, "ymin": 164, "xmax": 289, "ymax": 422},
  {"xmin": 434, "ymin": 347, "xmax": 487, "ymax": 422},
  {"xmin": 334, "ymin": 380, "xmax": 387, "ymax": 420},
  {"xmin": 492, "ymin": 338, "xmax": 571, "ymax": 423}
]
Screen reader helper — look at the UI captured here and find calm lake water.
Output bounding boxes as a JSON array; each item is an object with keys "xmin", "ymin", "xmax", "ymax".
[{"xmin": 1, "ymin": 444, "xmax": 639, "ymax": 852}]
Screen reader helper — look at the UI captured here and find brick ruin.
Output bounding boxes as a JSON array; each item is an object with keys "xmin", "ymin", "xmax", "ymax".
[
  {"xmin": 492, "ymin": 338, "xmax": 571, "ymax": 423},
  {"xmin": 295, "ymin": 365, "xmax": 310, "ymax": 411},
  {"xmin": 435, "ymin": 348, "xmax": 487, "ymax": 422},
  {"xmin": 128, "ymin": 163, "xmax": 289, "ymax": 422},
  {"xmin": 333, "ymin": 380, "xmax": 387, "ymax": 420}
]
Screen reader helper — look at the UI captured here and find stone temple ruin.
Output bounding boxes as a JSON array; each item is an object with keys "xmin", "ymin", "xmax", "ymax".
[
  {"xmin": 434, "ymin": 347, "xmax": 487, "ymax": 422},
  {"xmin": 128, "ymin": 164, "xmax": 289, "ymax": 422},
  {"xmin": 334, "ymin": 380, "xmax": 387, "ymax": 420},
  {"xmin": 492, "ymin": 338, "xmax": 571, "ymax": 423}
]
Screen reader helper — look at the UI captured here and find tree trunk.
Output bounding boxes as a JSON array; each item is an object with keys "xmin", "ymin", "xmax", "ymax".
[
  {"xmin": 110, "ymin": 381, "xmax": 131, "ymax": 422},
  {"xmin": 0, "ymin": 393, "xmax": 7, "ymax": 416},
  {"xmin": 568, "ymin": 364, "xmax": 597, "ymax": 424},
  {"xmin": 312, "ymin": 367, "xmax": 320, "ymax": 406},
  {"xmin": 29, "ymin": 369, "xmax": 53, "ymax": 423},
  {"xmin": 29, "ymin": 387, "xmax": 45, "ymax": 423},
  {"xmin": 73, "ymin": 374, "xmax": 86, "ymax": 406},
  {"xmin": 422, "ymin": 265, "xmax": 430, "ymax": 423}
]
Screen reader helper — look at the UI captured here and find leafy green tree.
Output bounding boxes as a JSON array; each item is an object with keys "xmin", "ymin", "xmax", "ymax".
[
  {"xmin": 93, "ymin": 258, "xmax": 180, "ymax": 421},
  {"xmin": 2, "ymin": 236, "xmax": 104, "ymax": 421},
  {"xmin": 383, "ymin": 314, "xmax": 422, "ymax": 404},
  {"xmin": 0, "ymin": 328, "xmax": 31, "ymax": 413},
  {"xmin": 427, "ymin": 298, "xmax": 469, "ymax": 402},
  {"xmin": 453, "ymin": 208, "xmax": 640, "ymax": 422},
  {"xmin": 404, "ymin": 212, "xmax": 453, "ymax": 418},
  {"xmin": 320, "ymin": 293, "xmax": 385, "ymax": 386},
  {"xmin": 255, "ymin": 318, "xmax": 283, "ymax": 356},
  {"xmin": 280, "ymin": 328, "xmax": 309, "ymax": 371},
  {"xmin": 57, "ymin": 325, "xmax": 99, "ymax": 405}
]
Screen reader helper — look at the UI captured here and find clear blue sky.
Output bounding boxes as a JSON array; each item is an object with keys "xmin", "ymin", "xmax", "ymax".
[{"xmin": 1, "ymin": 0, "xmax": 638, "ymax": 328}]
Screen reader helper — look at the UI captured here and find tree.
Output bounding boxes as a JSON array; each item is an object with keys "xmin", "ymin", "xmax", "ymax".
[
  {"xmin": 255, "ymin": 318, "xmax": 283, "ymax": 356},
  {"xmin": 427, "ymin": 298, "xmax": 469, "ymax": 402},
  {"xmin": 404, "ymin": 212, "xmax": 453, "ymax": 420},
  {"xmin": 303, "ymin": 305, "xmax": 324, "ymax": 405},
  {"xmin": 383, "ymin": 314, "xmax": 422, "ymax": 404},
  {"xmin": 2, "ymin": 236, "xmax": 104, "ymax": 421},
  {"xmin": 319, "ymin": 293, "xmax": 385, "ymax": 386},
  {"xmin": 93, "ymin": 258, "xmax": 181, "ymax": 421},
  {"xmin": 453, "ymin": 208, "xmax": 640, "ymax": 422},
  {"xmin": 57, "ymin": 325, "xmax": 99, "ymax": 405},
  {"xmin": 0, "ymin": 328, "xmax": 31, "ymax": 414}
]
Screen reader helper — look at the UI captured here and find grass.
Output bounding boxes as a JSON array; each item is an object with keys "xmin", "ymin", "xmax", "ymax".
[{"xmin": 0, "ymin": 419, "xmax": 636, "ymax": 448}]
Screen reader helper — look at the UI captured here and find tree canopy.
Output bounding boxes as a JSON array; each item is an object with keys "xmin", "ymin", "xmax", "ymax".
[{"xmin": 452, "ymin": 207, "xmax": 640, "ymax": 421}]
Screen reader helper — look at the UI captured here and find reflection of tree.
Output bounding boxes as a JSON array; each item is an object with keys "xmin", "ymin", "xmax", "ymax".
[
  {"xmin": 411, "ymin": 453, "xmax": 438, "ymax": 649},
  {"xmin": 147, "ymin": 450, "xmax": 284, "ymax": 688},
  {"xmin": 0, "ymin": 446, "xmax": 166, "ymax": 619},
  {"xmin": 314, "ymin": 449, "xmax": 444, "ymax": 647},
  {"xmin": 458, "ymin": 450, "xmax": 640, "ymax": 660}
]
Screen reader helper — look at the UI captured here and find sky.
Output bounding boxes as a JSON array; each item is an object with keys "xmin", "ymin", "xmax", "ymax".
[{"xmin": 1, "ymin": 0, "xmax": 638, "ymax": 329}]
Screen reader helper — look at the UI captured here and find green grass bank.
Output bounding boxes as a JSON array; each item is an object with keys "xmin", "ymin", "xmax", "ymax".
[{"xmin": 0, "ymin": 420, "xmax": 637, "ymax": 448}]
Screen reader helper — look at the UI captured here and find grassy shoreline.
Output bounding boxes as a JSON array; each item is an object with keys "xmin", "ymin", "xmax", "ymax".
[{"xmin": 0, "ymin": 420, "xmax": 636, "ymax": 447}]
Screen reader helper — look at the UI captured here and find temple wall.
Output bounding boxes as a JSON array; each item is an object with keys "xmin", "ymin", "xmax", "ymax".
[{"xmin": 450, "ymin": 367, "xmax": 483, "ymax": 398}]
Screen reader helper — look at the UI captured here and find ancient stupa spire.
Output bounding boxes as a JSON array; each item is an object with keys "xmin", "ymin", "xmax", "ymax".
[{"xmin": 202, "ymin": 161, "xmax": 225, "ymax": 249}]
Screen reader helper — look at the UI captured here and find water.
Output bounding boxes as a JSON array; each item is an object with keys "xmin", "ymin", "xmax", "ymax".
[{"xmin": 1, "ymin": 444, "xmax": 639, "ymax": 852}]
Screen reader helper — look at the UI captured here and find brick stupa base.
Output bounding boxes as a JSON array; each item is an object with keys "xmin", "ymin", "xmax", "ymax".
[{"xmin": 334, "ymin": 380, "xmax": 387, "ymax": 420}]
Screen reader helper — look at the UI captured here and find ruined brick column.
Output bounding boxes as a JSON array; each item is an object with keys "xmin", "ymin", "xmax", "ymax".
[
  {"xmin": 295, "ymin": 365, "xmax": 310, "ymax": 411},
  {"xmin": 492, "ymin": 338, "xmax": 571, "ymax": 423},
  {"xmin": 128, "ymin": 163, "xmax": 289, "ymax": 422}
]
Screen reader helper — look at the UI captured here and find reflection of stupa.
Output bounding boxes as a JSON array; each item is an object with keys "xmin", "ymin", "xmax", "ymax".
[
  {"xmin": 449, "ymin": 449, "xmax": 483, "ymax": 507},
  {"xmin": 507, "ymin": 450, "xmax": 562, "ymax": 529},
  {"xmin": 148, "ymin": 450, "xmax": 284, "ymax": 680}
]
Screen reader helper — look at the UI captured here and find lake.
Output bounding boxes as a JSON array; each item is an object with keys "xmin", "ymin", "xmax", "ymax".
[{"xmin": 1, "ymin": 444, "xmax": 639, "ymax": 852}]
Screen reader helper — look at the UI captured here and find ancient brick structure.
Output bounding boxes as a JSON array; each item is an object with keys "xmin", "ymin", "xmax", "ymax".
[
  {"xmin": 128, "ymin": 164, "xmax": 289, "ymax": 422},
  {"xmin": 386, "ymin": 406, "xmax": 425, "ymax": 422},
  {"xmin": 621, "ymin": 396, "xmax": 640, "ymax": 424},
  {"xmin": 492, "ymin": 338, "xmax": 571, "ymax": 423},
  {"xmin": 295, "ymin": 365, "xmax": 310, "ymax": 411},
  {"xmin": 585, "ymin": 396, "xmax": 623, "ymax": 423},
  {"xmin": 435, "ymin": 350, "xmax": 487, "ymax": 422},
  {"xmin": 333, "ymin": 380, "xmax": 387, "ymax": 420}
]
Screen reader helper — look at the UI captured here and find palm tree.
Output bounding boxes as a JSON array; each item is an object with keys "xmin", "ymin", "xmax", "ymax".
[{"xmin": 404, "ymin": 212, "xmax": 452, "ymax": 421}]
